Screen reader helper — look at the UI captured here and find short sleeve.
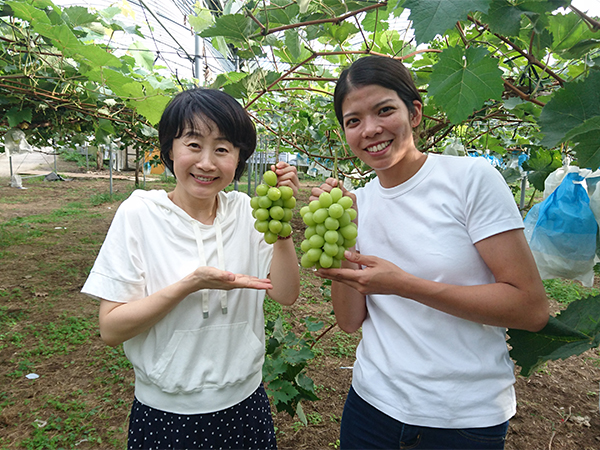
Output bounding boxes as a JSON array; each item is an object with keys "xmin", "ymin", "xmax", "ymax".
[
  {"xmin": 81, "ymin": 199, "xmax": 147, "ymax": 302},
  {"xmin": 465, "ymin": 159, "xmax": 524, "ymax": 243}
]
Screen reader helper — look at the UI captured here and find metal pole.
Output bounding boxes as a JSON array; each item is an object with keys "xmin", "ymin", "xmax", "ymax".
[
  {"xmin": 109, "ymin": 146, "xmax": 114, "ymax": 196},
  {"xmin": 194, "ymin": 34, "xmax": 202, "ymax": 84},
  {"xmin": 247, "ymin": 155, "xmax": 253, "ymax": 195}
]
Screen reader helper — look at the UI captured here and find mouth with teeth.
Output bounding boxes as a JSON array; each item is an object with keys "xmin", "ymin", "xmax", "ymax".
[
  {"xmin": 191, "ymin": 174, "xmax": 217, "ymax": 183},
  {"xmin": 365, "ymin": 140, "xmax": 392, "ymax": 153}
]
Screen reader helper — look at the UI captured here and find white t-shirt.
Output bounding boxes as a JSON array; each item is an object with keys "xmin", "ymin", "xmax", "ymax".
[
  {"xmin": 82, "ymin": 189, "xmax": 273, "ymax": 415},
  {"xmin": 352, "ymin": 154, "xmax": 525, "ymax": 428}
]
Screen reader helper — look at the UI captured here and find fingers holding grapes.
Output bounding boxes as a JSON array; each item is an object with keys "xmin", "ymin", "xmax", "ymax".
[
  {"xmin": 310, "ymin": 177, "xmax": 340, "ymax": 202},
  {"xmin": 272, "ymin": 162, "xmax": 300, "ymax": 197},
  {"xmin": 315, "ymin": 251, "xmax": 401, "ymax": 296}
]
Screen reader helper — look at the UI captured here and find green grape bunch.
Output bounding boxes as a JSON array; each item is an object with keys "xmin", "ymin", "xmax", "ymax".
[
  {"xmin": 250, "ymin": 170, "xmax": 297, "ymax": 244},
  {"xmin": 299, "ymin": 187, "xmax": 357, "ymax": 269}
]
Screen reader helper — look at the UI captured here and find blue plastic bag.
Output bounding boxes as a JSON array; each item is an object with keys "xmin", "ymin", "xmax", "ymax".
[{"xmin": 524, "ymin": 172, "xmax": 597, "ymax": 287}]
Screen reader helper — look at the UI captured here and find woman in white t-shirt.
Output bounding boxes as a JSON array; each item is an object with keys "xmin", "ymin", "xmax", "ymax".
[
  {"xmin": 312, "ymin": 56, "xmax": 549, "ymax": 449},
  {"xmin": 82, "ymin": 88, "xmax": 300, "ymax": 449}
]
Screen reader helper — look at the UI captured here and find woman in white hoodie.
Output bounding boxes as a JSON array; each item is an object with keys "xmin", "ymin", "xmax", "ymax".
[{"xmin": 82, "ymin": 88, "xmax": 300, "ymax": 450}]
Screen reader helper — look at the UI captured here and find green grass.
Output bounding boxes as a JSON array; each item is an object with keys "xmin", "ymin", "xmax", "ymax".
[{"xmin": 543, "ymin": 278, "xmax": 599, "ymax": 305}]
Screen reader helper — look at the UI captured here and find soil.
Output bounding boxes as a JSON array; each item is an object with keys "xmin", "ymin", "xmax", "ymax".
[{"xmin": 0, "ymin": 163, "xmax": 599, "ymax": 449}]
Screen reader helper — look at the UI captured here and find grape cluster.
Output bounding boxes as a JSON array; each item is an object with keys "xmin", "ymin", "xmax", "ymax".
[
  {"xmin": 299, "ymin": 187, "xmax": 358, "ymax": 269},
  {"xmin": 251, "ymin": 170, "xmax": 296, "ymax": 244}
]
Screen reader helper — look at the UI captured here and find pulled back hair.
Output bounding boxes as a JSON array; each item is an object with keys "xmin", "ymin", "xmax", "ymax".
[
  {"xmin": 158, "ymin": 88, "xmax": 256, "ymax": 181},
  {"xmin": 334, "ymin": 55, "xmax": 423, "ymax": 128}
]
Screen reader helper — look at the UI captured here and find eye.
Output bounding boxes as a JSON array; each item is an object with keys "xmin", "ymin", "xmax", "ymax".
[
  {"xmin": 345, "ymin": 118, "xmax": 359, "ymax": 128},
  {"xmin": 379, "ymin": 106, "xmax": 394, "ymax": 115}
]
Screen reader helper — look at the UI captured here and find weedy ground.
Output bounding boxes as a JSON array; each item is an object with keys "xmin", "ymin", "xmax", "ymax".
[{"xmin": 1, "ymin": 160, "xmax": 599, "ymax": 450}]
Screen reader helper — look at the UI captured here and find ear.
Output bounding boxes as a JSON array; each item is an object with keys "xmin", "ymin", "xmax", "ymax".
[{"xmin": 410, "ymin": 100, "xmax": 423, "ymax": 128}]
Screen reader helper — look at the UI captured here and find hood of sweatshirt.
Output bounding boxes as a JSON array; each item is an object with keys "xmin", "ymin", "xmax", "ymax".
[{"xmin": 130, "ymin": 189, "xmax": 241, "ymax": 319}]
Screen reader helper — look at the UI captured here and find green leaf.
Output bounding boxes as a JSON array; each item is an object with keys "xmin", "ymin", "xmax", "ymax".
[
  {"xmin": 549, "ymin": 12, "xmax": 599, "ymax": 58},
  {"xmin": 6, "ymin": 1, "xmax": 51, "ymax": 24},
  {"xmin": 522, "ymin": 148, "xmax": 562, "ymax": 191},
  {"xmin": 564, "ymin": 116, "xmax": 600, "ymax": 170},
  {"xmin": 285, "ymin": 29, "xmax": 302, "ymax": 61},
  {"xmin": 63, "ymin": 6, "xmax": 97, "ymax": 27},
  {"xmin": 405, "ymin": 0, "xmax": 492, "ymax": 44},
  {"xmin": 539, "ymin": 71, "xmax": 600, "ymax": 148},
  {"xmin": 189, "ymin": 8, "xmax": 215, "ymax": 34},
  {"xmin": 129, "ymin": 94, "xmax": 171, "ymax": 126},
  {"xmin": 95, "ymin": 118, "xmax": 115, "ymax": 145},
  {"xmin": 266, "ymin": 379, "xmax": 299, "ymax": 405},
  {"xmin": 33, "ymin": 23, "xmax": 82, "ymax": 57},
  {"xmin": 295, "ymin": 402, "xmax": 307, "ymax": 425},
  {"xmin": 508, "ymin": 293, "xmax": 600, "ymax": 376},
  {"xmin": 482, "ymin": 0, "xmax": 523, "ymax": 36},
  {"xmin": 128, "ymin": 41, "xmax": 155, "ymax": 72},
  {"xmin": 429, "ymin": 46, "xmax": 503, "ymax": 124},
  {"xmin": 282, "ymin": 346, "xmax": 314, "ymax": 364},
  {"xmin": 6, "ymin": 107, "xmax": 32, "ymax": 128},
  {"xmin": 299, "ymin": 0, "xmax": 311, "ymax": 14},
  {"xmin": 76, "ymin": 44, "xmax": 122, "ymax": 68},
  {"xmin": 199, "ymin": 14, "xmax": 254, "ymax": 41}
]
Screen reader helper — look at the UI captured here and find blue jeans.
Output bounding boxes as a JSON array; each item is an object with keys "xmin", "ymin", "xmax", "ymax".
[{"xmin": 340, "ymin": 386, "xmax": 509, "ymax": 450}]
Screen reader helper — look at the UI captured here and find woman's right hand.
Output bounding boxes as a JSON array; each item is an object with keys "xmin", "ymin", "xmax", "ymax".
[{"xmin": 184, "ymin": 266, "xmax": 273, "ymax": 293}]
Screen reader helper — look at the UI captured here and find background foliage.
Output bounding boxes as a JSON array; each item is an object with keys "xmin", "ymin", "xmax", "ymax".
[{"xmin": 2, "ymin": 0, "xmax": 600, "ymax": 414}]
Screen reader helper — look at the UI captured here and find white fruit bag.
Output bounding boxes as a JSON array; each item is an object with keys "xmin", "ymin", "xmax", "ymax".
[{"xmin": 524, "ymin": 172, "xmax": 597, "ymax": 287}]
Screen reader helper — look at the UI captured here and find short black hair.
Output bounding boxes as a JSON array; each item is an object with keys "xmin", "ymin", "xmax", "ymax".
[
  {"xmin": 158, "ymin": 88, "xmax": 256, "ymax": 181},
  {"xmin": 334, "ymin": 55, "xmax": 422, "ymax": 128}
]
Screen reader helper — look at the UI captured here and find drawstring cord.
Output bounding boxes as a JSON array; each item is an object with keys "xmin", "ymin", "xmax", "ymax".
[{"xmin": 193, "ymin": 218, "xmax": 228, "ymax": 319}]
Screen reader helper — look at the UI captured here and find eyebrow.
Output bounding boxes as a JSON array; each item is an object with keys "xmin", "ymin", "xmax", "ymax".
[
  {"xmin": 182, "ymin": 130, "xmax": 230, "ymax": 142},
  {"xmin": 342, "ymin": 97, "xmax": 397, "ymax": 119}
]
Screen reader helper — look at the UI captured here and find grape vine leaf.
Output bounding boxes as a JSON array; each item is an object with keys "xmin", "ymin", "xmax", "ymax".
[
  {"xmin": 266, "ymin": 379, "xmax": 300, "ymax": 407},
  {"xmin": 6, "ymin": 107, "xmax": 32, "ymax": 128},
  {"xmin": 482, "ymin": 0, "xmax": 523, "ymax": 37},
  {"xmin": 564, "ymin": 115, "xmax": 600, "ymax": 171},
  {"xmin": 428, "ymin": 46, "xmax": 503, "ymax": 124},
  {"xmin": 521, "ymin": 148, "xmax": 563, "ymax": 191},
  {"xmin": 404, "ymin": 0, "xmax": 491, "ymax": 44},
  {"xmin": 539, "ymin": 70, "xmax": 600, "ymax": 148},
  {"xmin": 199, "ymin": 14, "xmax": 254, "ymax": 41},
  {"xmin": 507, "ymin": 293, "xmax": 600, "ymax": 377},
  {"xmin": 549, "ymin": 11, "xmax": 599, "ymax": 59}
]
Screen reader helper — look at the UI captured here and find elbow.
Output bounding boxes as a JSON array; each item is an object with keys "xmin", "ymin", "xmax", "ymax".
[
  {"xmin": 336, "ymin": 318, "xmax": 363, "ymax": 334},
  {"xmin": 99, "ymin": 329, "xmax": 123, "ymax": 348},
  {"xmin": 523, "ymin": 293, "xmax": 550, "ymax": 332},
  {"xmin": 526, "ymin": 310, "xmax": 550, "ymax": 333}
]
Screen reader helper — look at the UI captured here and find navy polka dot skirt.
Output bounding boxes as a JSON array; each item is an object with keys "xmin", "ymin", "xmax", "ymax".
[{"xmin": 127, "ymin": 384, "xmax": 277, "ymax": 450}]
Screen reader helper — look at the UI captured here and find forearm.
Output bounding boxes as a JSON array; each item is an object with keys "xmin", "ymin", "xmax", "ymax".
[
  {"xmin": 331, "ymin": 258, "xmax": 367, "ymax": 333},
  {"xmin": 99, "ymin": 277, "xmax": 196, "ymax": 347},
  {"xmin": 396, "ymin": 272, "xmax": 549, "ymax": 331},
  {"xmin": 267, "ymin": 237, "xmax": 300, "ymax": 305}
]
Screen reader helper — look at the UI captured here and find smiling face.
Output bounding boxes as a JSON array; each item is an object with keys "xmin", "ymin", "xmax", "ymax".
[
  {"xmin": 169, "ymin": 116, "xmax": 240, "ymax": 220},
  {"xmin": 341, "ymin": 84, "xmax": 424, "ymax": 187}
]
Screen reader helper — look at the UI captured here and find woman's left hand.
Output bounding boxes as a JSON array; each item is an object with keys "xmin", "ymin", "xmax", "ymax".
[
  {"xmin": 316, "ymin": 250, "xmax": 403, "ymax": 296},
  {"xmin": 272, "ymin": 162, "xmax": 300, "ymax": 197}
]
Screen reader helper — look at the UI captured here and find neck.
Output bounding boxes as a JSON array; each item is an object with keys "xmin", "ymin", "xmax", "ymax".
[
  {"xmin": 377, "ymin": 149, "xmax": 427, "ymax": 188},
  {"xmin": 168, "ymin": 191, "xmax": 219, "ymax": 225}
]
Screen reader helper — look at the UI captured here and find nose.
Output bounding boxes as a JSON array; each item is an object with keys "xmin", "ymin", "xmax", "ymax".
[
  {"xmin": 361, "ymin": 116, "xmax": 382, "ymax": 138},
  {"xmin": 194, "ymin": 150, "xmax": 217, "ymax": 171}
]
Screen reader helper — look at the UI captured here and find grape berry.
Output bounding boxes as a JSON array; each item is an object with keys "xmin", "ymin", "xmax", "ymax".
[
  {"xmin": 299, "ymin": 187, "xmax": 357, "ymax": 268},
  {"xmin": 251, "ymin": 170, "xmax": 296, "ymax": 244}
]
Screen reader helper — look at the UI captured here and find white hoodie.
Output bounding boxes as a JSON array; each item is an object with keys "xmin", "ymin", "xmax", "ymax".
[{"xmin": 82, "ymin": 189, "xmax": 274, "ymax": 414}]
